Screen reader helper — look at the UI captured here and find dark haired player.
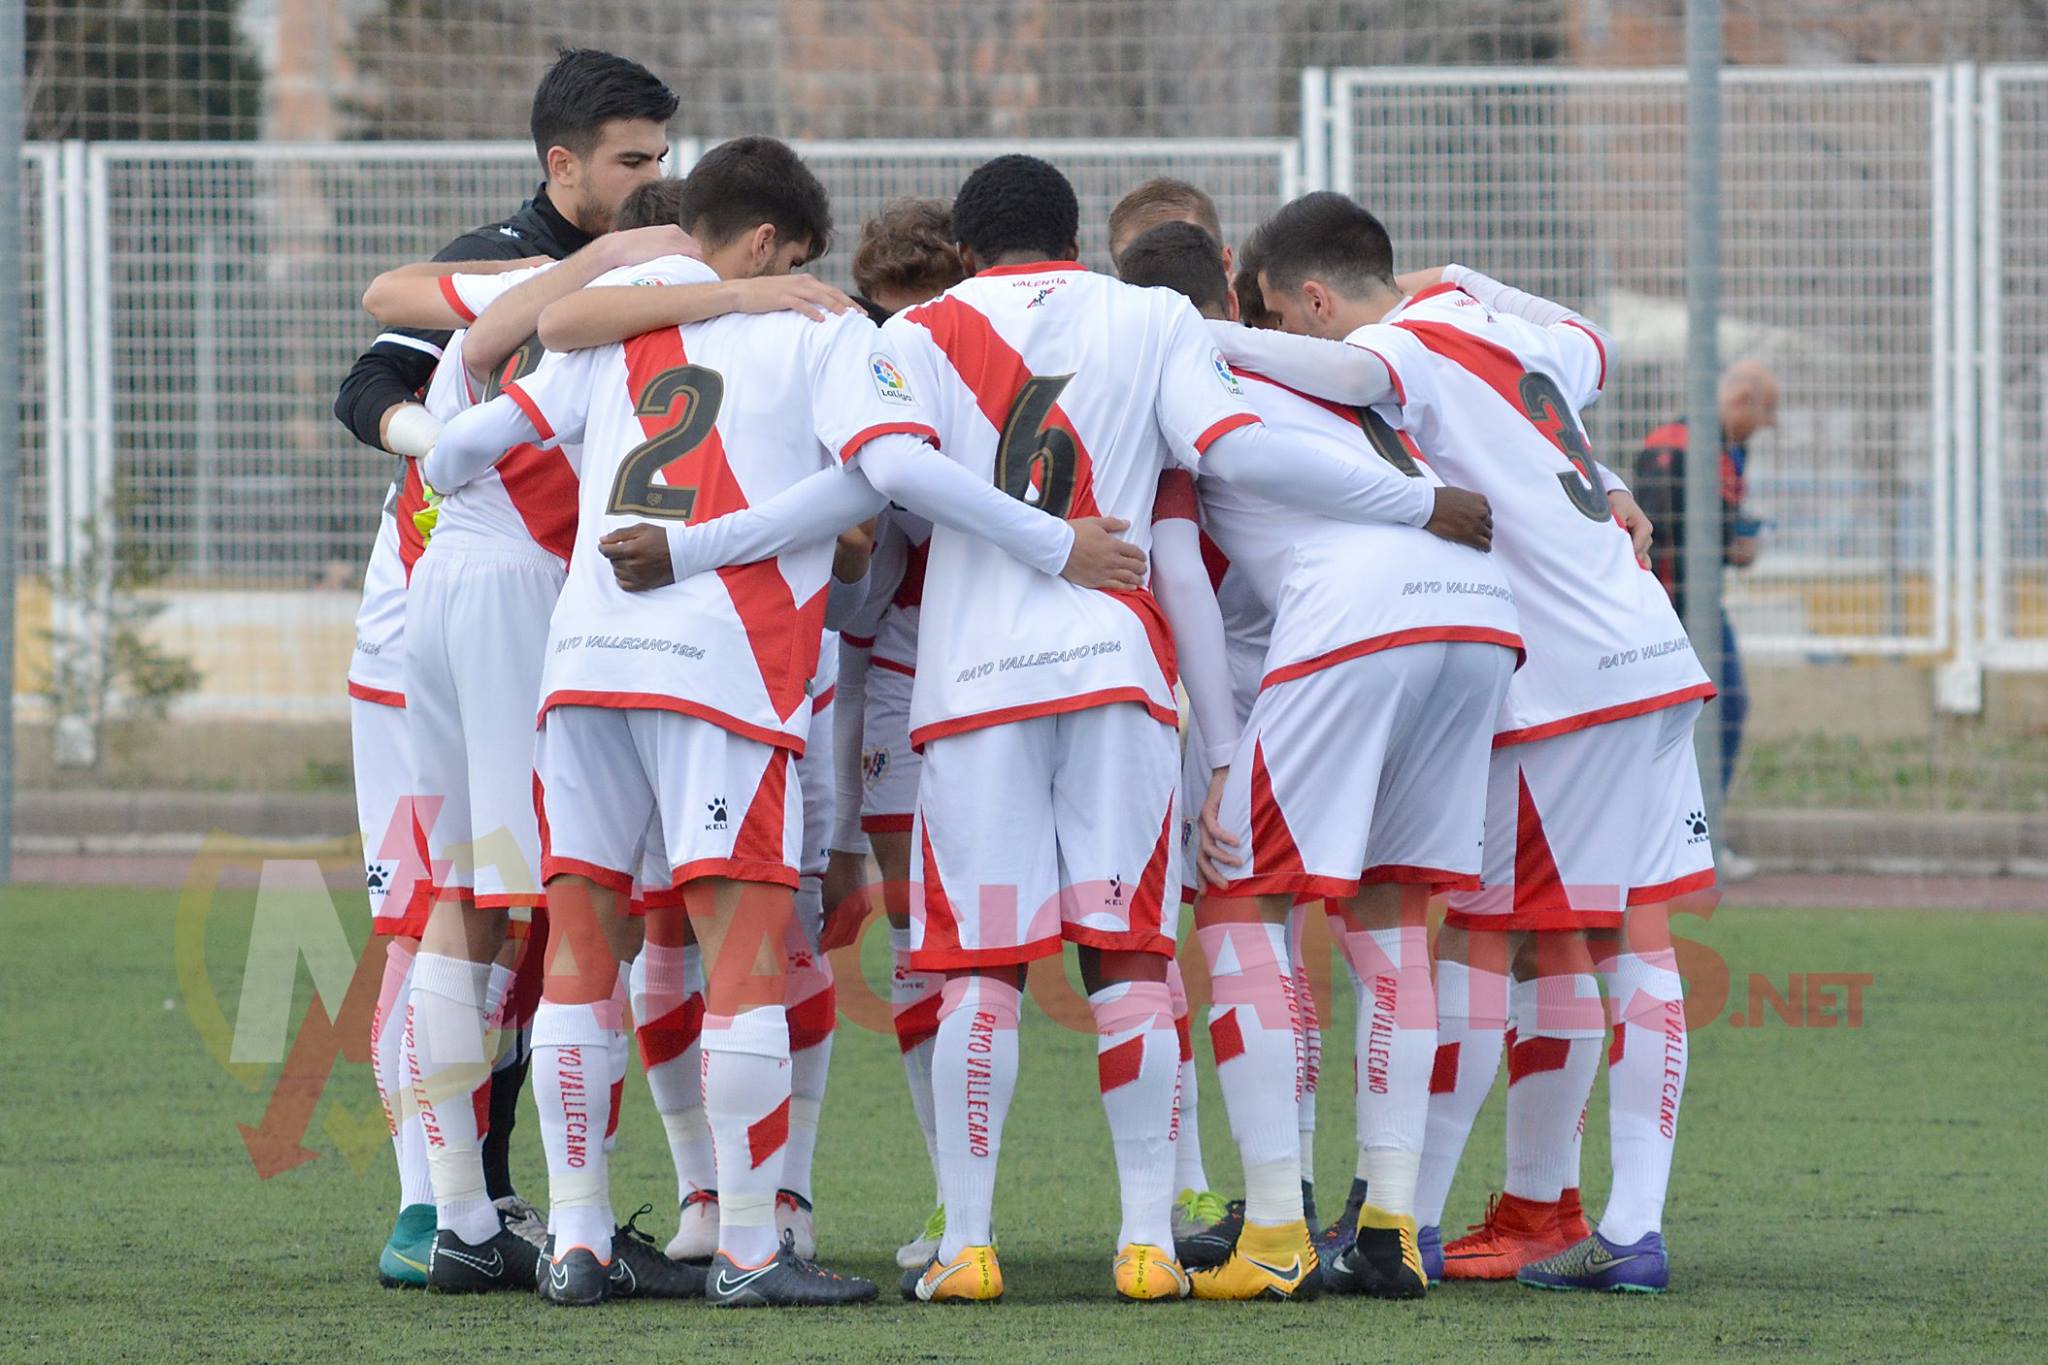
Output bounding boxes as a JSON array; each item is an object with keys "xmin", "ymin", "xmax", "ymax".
[{"xmin": 332, "ymin": 47, "xmax": 678, "ymax": 1290}]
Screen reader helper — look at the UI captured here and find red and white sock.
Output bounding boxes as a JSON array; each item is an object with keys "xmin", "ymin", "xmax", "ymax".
[
  {"xmin": 1598, "ymin": 946, "xmax": 1687, "ymax": 1243},
  {"xmin": 409, "ymin": 951, "xmax": 497, "ymax": 1244},
  {"xmin": 889, "ymin": 925, "xmax": 944, "ymax": 1203},
  {"xmin": 783, "ymin": 897, "xmax": 837, "ymax": 1203},
  {"xmin": 630, "ymin": 942, "xmax": 713, "ymax": 1203},
  {"xmin": 1504, "ymin": 972, "xmax": 1604, "ymax": 1205},
  {"xmin": 1415, "ymin": 957, "xmax": 1507, "ymax": 1229},
  {"xmin": 1288, "ymin": 910, "xmax": 1322, "ymax": 1176},
  {"xmin": 532, "ymin": 995, "xmax": 618, "ymax": 1261},
  {"xmin": 1201, "ymin": 916, "xmax": 1302, "ymax": 1227},
  {"xmin": 702, "ymin": 1004, "xmax": 791, "ymax": 1267},
  {"xmin": 1166, "ymin": 957, "xmax": 1210, "ymax": 1195},
  {"xmin": 1340, "ymin": 921, "xmax": 1436, "ymax": 1218},
  {"xmin": 932, "ymin": 973, "xmax": 1021, "ymax": 1261},
  {"xmin": 1089, "ymin": 979, "xmax": 1179, "ymax": 1251},
  {"xmin": 374, "ymin": 940, "xmax": 435, "ymax": 1211}
]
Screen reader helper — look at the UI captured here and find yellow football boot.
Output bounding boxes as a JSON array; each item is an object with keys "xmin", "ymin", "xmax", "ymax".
[
  {"xmin": 1113, "ymin": 1243, "xmax": 1191, "ymax": 1301},
  {"xmin": 1188, "ymin": 1219, "xmax": 1322, "ymax": 1301},
  {"xmin": 906, "ymin": 1244, "xmax": 1003, "ymax": 1303}
]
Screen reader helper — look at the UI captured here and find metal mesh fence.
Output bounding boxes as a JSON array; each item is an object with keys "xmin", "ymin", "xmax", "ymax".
[
  {"xmin": 1985, "ymin": 67, "xmax": 2048, "ymax": 668},
  {"xmin": 1335, "ymin": 66, "xmax": 1950, "ymax": 658}
]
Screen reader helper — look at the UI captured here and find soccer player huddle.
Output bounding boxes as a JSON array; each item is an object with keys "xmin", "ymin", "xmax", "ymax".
[{"xmin": 338, "ymin": 49, "xmax": 1712, "ymax": 1309}]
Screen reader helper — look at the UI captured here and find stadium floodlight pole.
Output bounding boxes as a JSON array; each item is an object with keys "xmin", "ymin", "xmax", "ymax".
[
  {"xmin": 1683, "ymin": 0, "xmax": 1726, "ymax": 847},
  {"xmin": 0, "ymin": 0, "xmax": 22, "ymax": 883}
]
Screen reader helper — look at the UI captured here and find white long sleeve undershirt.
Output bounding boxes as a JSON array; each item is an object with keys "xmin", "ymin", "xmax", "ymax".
[
  {"xmin": 1150, "ymin": 516, "xmax": 1239, "ymax": 769},
  {"xmin": 1199, "ymin": 421, "xmax": 1437, "ymax": 529}
]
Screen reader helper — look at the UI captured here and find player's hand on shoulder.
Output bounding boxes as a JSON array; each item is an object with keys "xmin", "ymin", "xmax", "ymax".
[
  {"xmin": 833, "ymin": 523, "xmax": 876, "ymax": 582},
  {"xmin": 1060, "ymin": 516, "xmax": 1147, "ymax": 591},
  {"xmin": 1608, "ymin": 489, "xmax": 1654, "ymax": 567},
  {"xmin": 601, "ymin": 224, "xmax": 704, "ymax": 270},
  {"xmin": 1197, "ymin": 767, "xmax": 1244, "ymax": 890},
  {"xmin": 1425, "ymin": 486, "xmax": 1493, "ymax": 552},
  {"xmin": 730, "ymin": 274, "xmax": 856, "ymax": 322},
  {"xmin": 600, "ymin": 523, "xmax": 677, "ymax": 592}
]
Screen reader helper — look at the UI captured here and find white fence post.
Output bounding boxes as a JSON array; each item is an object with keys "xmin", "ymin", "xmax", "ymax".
[{"xmin": 1937, "ymin": 62, "xmax": 1983, "ymax": 714}]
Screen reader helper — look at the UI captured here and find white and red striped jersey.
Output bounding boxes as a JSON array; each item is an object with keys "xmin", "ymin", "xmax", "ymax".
[
  {"xmin": 879, "ymin": 264, "xmax": 1262, "ymax": 747},
  {"xmin": 1196, "ymin": 365, "xmax": 1521, "ymax": 692},
  {"xmin": 1350, "ymin": 283, "xmax": 1710, "ymax": 744},
  {"xmin": 417, "ymin": 264, "xmax": 580, "ymax": 563},
  {"xmin": 839, "ymin": 509, "xmax": 931, "ymax": 683},
  {"xmin": 504, "ymin": 298, "xmax": 939, "ymax": 752}
]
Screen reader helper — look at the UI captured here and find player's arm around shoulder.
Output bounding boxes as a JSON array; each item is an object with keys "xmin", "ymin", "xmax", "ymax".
[{"xmin": 536, "ymin": 263, "xmax": 855, "ymax": 353}]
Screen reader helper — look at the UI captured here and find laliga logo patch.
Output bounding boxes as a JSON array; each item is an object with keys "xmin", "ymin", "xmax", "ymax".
[
  {"xmin": 861, "ymin": 746, "xmax": 890, "ymax": 789},
  {"xmin": 1211, "ymin": 349, "xmax": 1245, "ymax": 395},
  {"xmin": 870, "ymin": 354, "xmax": 914, "ymax": 405}
]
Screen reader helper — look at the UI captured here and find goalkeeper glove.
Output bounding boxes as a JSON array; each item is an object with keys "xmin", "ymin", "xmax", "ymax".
[{"xmin": 413, "ymin": 484, "xmax": 445, "ymax": 546}]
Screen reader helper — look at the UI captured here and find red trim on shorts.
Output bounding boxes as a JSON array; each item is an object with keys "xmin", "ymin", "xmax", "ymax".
[
  {"xmin": 438, "ymin": 275, "xmax": 476, "ymax": 324},
  {"xmin": 1260, "ymin": 627, "xmax": 1524, "ymax": 691},
  {"xmin": 1193, "ymin": 410, "xmax": 1261, "ymax": 456},
  {"xmin": 1628, "ymin": 868, "xmax": 1717, "ymax": 905},
  {"xmin": 636, "ymin": 886, "xmax": 690, "ymax": 913},
  {"xmin": 1215, "ymin": 872, "xmax": 1361, "ymax": 900},
  {"xmin": 908, "ymin": 688, "xmax": 1176, "ymax": 750},
  {"xmin": 1444, "ymin": 906, "xmax": 1624, "ymax": 933},
  {"xmin": 1492, "ymin": 683, "xmax": 1718, "ymax": 748},
  {"xmin": 540, "ymin": 690, "xmax": 803, "ymax": 752},
  {"xmin": 812, "ymin": 684, "xmax": 835, "ymax": 712},
  {"xmin": 1358, "ymin": 863, "xmax": 1482, "ymax": 891},
  {"xmin": 870, "ymin": 656, "xmax": 915, "ymax": 678},
  {"xmin": 473, "ymin": 892, "xmax": 546, "ymax": 911},
  {"xmin": 540, "ymin": 855, "xmax": 634, "ymax": 895},
  {"xmin": 1062, "ymin": 923, "xmax": 1175, "ymax": 957},
  {"xmin": 348, "ymin": 681, "xmax": 406, "ymax": 709},
  {"xmin": 1562, "ymin": 319, "xmax": 1608, "ymax": 390},
  {"xmin": 371, "ymin": 887, "xmax": 431, "ymax": 939},
  {"xmin": 908, "ymin": 937, "xmax": 1066, "ymax": 972},
  {"xmin": 842, "ymin": 632, "xmax": 875, "ymax": 648},
  {"xmin": 501, "ymin": 382, "xmax": 554, "ymax": 442},
  {"xmin": 841, "ymin": 421, "xmax": 940, "ymax": 464},
  {"xmin": 670, "ymin": 856, "xmax": 800, "ymax": 890},
  {"xmin": 861, "ymin": 814, "xmax": 914, "ymax": 834}
]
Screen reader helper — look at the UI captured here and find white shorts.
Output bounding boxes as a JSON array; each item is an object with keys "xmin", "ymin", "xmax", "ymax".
[
  {"xmin": 859, "ymin": 662, "xmax": 920, "ymax": 836},
  {"xmin": 794, "ymin": 686, "xmax": 836, "ymax": 879},
  {"xmin": 404, "ymin": 545, "xmax": 564, "ymax": 910},
  {"xmin": 1446, "ymin": 698, "xmax": 1715, "ymax": 932},
  {"xmin": 1213, "ymin": 640, "xmax": 1515, "ymax": 900},
  {"xmin": 350, "ymin": 695, "xmax": 432, "ymax": 937},
  {"xmin": 910, "ymin": 702, "xmax": 1180, "ymax": 970},
  {"xmin": 537, "ymin": 705, "xmax": 803, "ymax": 894}
]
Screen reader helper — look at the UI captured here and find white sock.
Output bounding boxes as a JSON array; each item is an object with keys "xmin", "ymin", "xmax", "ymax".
[
  {"xmin": 631, "ymin": 942, "xmax": 713, "ymax": 1202},
  {"xmin": 410, "ymin": 951, "xmax": 496, "ymax": 1244},
  {"xmin": 1598, "ymin": 946, "xmax": 1687, "ymax": 1244},
  {"xmin": 1341, "ymin": 923, "xmax": 1435, "ymax": 1219},
  {"xmin": 783, "ymin": 907, "xmax": 835, "ymax": 1202},
  {"xmin": 1166, "ymin": 958, "xmax": 1210, "ymax": 1194},
  {"xmin": 1089, "ymin": 980, "xmax": 1179, "ymax": 1251},
  {"xmin": 1504, "ymin": 973, "xmax": 1604, "ymax": 1204},
  {"xmin": 702, "ymin": 1005, "xmax": 791, "ymax": 1266},
  {"xmin": 1288, "ymin": 912, "xmax": 1321, "ymax": 1183},
  {"xmin": 1201, "ymin": 916, "xmax": 1301, "ymax": 1227},
  {"xmin": 889, "ymin": 925, "xmax": 944, "ymax": 1204},
  {"xmin": 933, "ymin": 973, "xmax": 1021, "ymax": 1260},
  {"xmin": 1415, "ymin": 958, "xmax": 1508, "ymax": 1229},
  {"xmin": 603, "ymin": 976, "xmax": 629, "ymax": 1177},
  {"xmin": 374, "ymin": 941, "xmax": 435, "ymax": 1211},
  {"xmin": 531, "ymin": 997, "xmax": 616, "ymax": 1261}
]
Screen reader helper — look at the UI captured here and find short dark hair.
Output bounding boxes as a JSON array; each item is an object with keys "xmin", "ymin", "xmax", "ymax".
[
  {"xmin": 1109, "ymin": 178, "xmax": 1223, "ymax": 262},
  {"xmin": 678, "ymin": 136, "xmax": 834, "ymax": 259},
  {"xmin": 1251, "ymin": 191, "xmax": 1397, "ymax": 298},
  {"xmin": 952, "ymin": 155, "xmax": 1079, "ymax": 264},
  {"xmin": 1115, "ymin": 221, "xmax": 1230, "ymax": 317},
  {"xmin": 530, "ymin": 49, "xmax": 679, "ymax": 166},
  {"xmin": 852, "ymin": 198, "xmax": 966, "ymax": 302},
  {"xmin": 613, "ymin": 179, "xmax": 684, "ymax": 231}
]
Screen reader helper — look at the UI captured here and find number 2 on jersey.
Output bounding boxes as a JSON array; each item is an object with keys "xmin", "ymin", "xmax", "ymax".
[
  {"xmin": 608, "ymin": 364, "xmax": 726, "ymax": 520},
  {"xmin": 995, "ymin": 374, "xmax": 1079, "ymax": 518},
  {"xmin": 1518, "ymin": 371, "xmax": 1608, "ymax": 521}
]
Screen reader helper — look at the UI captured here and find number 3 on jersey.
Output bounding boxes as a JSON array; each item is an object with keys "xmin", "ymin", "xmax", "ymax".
[
  {"xmin": 608, "ymin": 364, "xmax": 726, "ymax": 520},
  {"xmin": 1518, "ymin": 372, "xmax": 1608, "ymax": 521},
  {"xmin": 996, "ymin": 374, "xmax": 1079, "ymax": 518}
]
